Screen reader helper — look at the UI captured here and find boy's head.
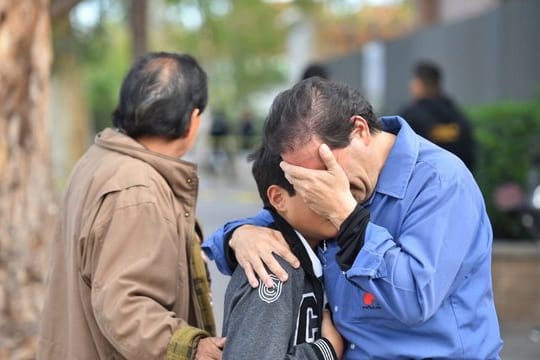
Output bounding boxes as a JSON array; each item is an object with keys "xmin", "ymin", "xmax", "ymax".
[{"xmin": 249, "ymin": 145, "xmax": 338, "ymax": 243}]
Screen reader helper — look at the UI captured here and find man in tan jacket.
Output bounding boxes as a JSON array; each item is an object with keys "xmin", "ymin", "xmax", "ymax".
[{"xmin": 38, "ymin": 52, "xmax": 224, "ymax": 359}]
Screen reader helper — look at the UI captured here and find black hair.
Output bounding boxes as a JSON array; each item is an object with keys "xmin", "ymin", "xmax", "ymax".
[
  {"xmin": 413, "ymin": 61, "xmax": 441, "ymax": 95},
  {"xmin": 301, "ymin": 63, "xmax": 329, "ymax": 80},
  {"xmin": 263, "ymin": 77, "xmax": 381, "ymax": 155},
  {"xmin": 112, "ymin": 52, "xmax": 208, "ymax": 139},
  {"xmin": 249, "ymin": 145, "xmax": 295, "ymax": 209}
]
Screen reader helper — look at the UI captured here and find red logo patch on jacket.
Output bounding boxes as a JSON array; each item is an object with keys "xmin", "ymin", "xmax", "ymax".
[
  {"xmin": 363, "ymin": 292, "xmax": 375, "ymax": 305},
  {"xmin": 362, "ymin": 292, "xmax": 381, "ymax": 309}
]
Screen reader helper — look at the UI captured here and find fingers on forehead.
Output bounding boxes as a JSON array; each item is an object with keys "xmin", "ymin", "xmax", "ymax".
[{"xmin": 283, "ymin": 163, "xmax": 313, "ymax": 176}]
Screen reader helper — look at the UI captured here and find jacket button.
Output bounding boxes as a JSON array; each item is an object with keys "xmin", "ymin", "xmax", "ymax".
[{"xmin": 184, "ymin": 212, "xmax": 190, "ymax": 217}]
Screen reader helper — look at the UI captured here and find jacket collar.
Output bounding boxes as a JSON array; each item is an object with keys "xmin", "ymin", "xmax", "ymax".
[
  {"xmin": 294, "ymin": 230, "xmax": 323, "ymax": 278},
  {"xmin": 94, "ymin": 128, "xmax": 199, "ymax": 204},
  {"xmin": 374, "ymin": 116, "xmax": 419, "ymax": 200},
  {"xmin": 268, "ymin": 209, "xmax": 320, "ymax": 279}
]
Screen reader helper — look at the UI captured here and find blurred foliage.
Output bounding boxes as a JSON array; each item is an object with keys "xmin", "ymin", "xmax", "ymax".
[
  {"xmin": 468, "ymin": 96, "xmax": 540, "ymax": 240},
  {"xmin": 316, "ymin": 1, "xmax": 413, "ymax": 57},
  {"xmin": 52, "ymin": 0, "xmax": 412, "ymax": 133},
  {"xmin": 82, "ymin": 24, "xmax": 130, "ymax": 132},
  {"xmin": 52, "ymin": 0, "xmax": 130, "ymax": 132},
  {"xmin": 52, "ymin": 0, "xmax": 297, "ymax": 131},
  {"xmin": 154, "ymin": 0, "xmax": 290, "ymax": 115}
]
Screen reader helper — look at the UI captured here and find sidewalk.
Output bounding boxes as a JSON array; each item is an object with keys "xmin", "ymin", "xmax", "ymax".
[{"xmin": 500, "ymin": 322, "xmax": 540, "ymax": 360}]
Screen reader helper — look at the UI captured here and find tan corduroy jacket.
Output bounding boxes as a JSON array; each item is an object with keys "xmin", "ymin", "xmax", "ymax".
[{"xmin": 38, "ymin": 128, "xmax": 214, "ymax": 360}]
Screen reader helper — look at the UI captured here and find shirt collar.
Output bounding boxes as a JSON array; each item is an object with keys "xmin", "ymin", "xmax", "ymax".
[
  {"xmin": 294, "ymin": 230, "xmax": 323, "ymax": 278},
  {"xmin": 374, "ymin": 116, "xmax": 419, "ymax": 200}
]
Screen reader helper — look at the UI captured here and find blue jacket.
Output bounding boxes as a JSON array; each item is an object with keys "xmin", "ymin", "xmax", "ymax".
[{"xmin": 203, "ymin": 116, "xmax": 503, "ymax": 359}]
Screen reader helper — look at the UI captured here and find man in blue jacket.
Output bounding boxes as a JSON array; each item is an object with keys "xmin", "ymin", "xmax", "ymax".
[{"xmin": 203, "ymin": 77, "xmax": 503, "ymax": 359}]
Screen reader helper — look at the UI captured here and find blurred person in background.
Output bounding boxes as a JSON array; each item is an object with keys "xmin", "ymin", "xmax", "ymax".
[
  {"xmin": 400, "ymin": 61, "xmax": 476, "ymax": 172},
  {"xmin": 210, "ymin": 109, "xmax": 230, "ymax": 156},
  {"xmin": 209, "ymin": 109, "xmax": 236, "ymax": 177},
  {"xmin": 38, "ymin": 52, "xmax": 224, "ymax": 360},
  {"xmin": 238, "ymin": 108, "xmax": 256, "ymax": 151},
  {"xmin": 301, "ymin": 62, "xmax": 330, "ymax": 80},
  {"xmin": 203, "ymin": 77, "xmax": 502, "ymax": 359}
]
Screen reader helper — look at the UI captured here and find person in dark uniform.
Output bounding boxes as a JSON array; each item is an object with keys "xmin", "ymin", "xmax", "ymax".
[
  {"xmin": 222, "ymin": 145, "xmax": 343, "ymax": 360},
  {"xmin": 400, "ymin": 61, "xmax": 476, "ymax": 171}
]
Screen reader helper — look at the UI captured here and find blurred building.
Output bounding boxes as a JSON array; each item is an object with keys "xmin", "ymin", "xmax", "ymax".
[
  {"xmin": 320, "ymin": 0, "xmax": 540, "ymax": 115},
  {"xmin": 416, "ymin": 0, "xmax": 500, "ymax": 27},
  {"xmin": 284, "ymin": 1, "xmax": 414, "ymax": 88}
]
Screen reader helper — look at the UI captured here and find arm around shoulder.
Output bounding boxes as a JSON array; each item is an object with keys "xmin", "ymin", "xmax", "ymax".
[{"xmin": 201, "ymin": 209, "xmax": 274, "ymax": 274}]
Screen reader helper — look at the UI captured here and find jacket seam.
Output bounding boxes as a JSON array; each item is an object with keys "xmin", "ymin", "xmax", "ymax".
[
  {"xmin": 449, "ymin": 294, "xmax": 466, "ymax": 358},
  {"xmin": 92, "ymin": 200, "xmax": 175, "ymax": 230}
]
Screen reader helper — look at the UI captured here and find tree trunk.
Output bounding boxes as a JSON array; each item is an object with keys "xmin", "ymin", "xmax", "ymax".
[
  {"xmin": 130, "ymin": 0, "xmax": 148, "ymax": 60},
  {"xmin": 50, "ymin": 52, "xmax": 91, "ymax": 183},
  {"xmin": 416, "ymin": 0, "xmax": 439, "ymax": 27},
  {"xmin": 0, "ymin": 1, "xmax": 55, "ymax": 358}
]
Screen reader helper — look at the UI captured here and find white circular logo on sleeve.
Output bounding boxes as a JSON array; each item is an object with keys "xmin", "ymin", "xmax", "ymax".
[{"xmin": 258, "ymin": 274, "xmax": 282, "ymax": 303}]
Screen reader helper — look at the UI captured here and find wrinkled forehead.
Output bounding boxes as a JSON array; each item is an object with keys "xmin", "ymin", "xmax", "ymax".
[{"xmin": 281, "ymin": 138, "xmax": 326, "ymax": 170}]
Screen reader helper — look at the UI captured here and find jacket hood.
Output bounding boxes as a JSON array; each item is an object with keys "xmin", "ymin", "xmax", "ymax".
[{"xmin": 94, "ymin": 128, "xmax": 198, "ymax": 200}]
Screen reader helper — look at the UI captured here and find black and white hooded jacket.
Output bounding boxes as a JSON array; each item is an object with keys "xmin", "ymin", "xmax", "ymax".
[{"xmin": 222, "ymin": 211, "xmax": 338, "ymax": 360}]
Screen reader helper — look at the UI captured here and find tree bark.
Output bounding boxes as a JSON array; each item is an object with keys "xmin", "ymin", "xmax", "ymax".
[
  {"xmin": 130, "ymin": 0, "xmax": 148, "ymax": 60},
  {"xmin": 0, "ymin": 0, "xmax": 55, "ymax": 358},
  {"xmin": 416, "ymin": 0, "xmax": 439, "ymax": 27},
  {"xmin": 50, "ymin": 0, "xmax": 80, "ymax": 19}
]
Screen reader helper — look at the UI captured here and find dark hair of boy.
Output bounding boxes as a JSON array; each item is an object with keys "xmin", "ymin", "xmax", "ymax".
[{"xmin": 248, "ymin": 145, "xmax": 295, "ymax": 209}]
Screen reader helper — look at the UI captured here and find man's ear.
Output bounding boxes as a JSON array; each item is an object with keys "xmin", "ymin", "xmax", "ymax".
[
  {"xmin": 267, "ymin": 185, "xmax": 287, "ymax": 212},
  {"xmin": 185, "ymin": 108, "xmax": 201, "ymax": 145},
  {"xmin": 351, "ymin": 115, "xmax": 370, "ymax": 143}
]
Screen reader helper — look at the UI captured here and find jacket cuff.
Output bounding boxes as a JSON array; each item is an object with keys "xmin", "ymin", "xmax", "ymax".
[
  {"xmin": 224, "ymin": 228, "xmax": 239, "ymax": 270},
  {"xmin": 166, "ymin": 326, "xmax": 210, "ymax": 360},
  {"xmin": 312, "ymin": 338, "xmax": 338, "ymax": 360}
]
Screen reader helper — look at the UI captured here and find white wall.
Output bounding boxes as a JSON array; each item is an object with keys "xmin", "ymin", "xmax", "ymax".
[{"xmin": 438, "ymin": 0, "xmax": 499, "ymax": 23}]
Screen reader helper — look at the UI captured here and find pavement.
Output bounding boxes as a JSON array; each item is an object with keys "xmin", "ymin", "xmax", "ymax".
[
  {"xmin": 196, "ymin": 152, "xmax": 540, "ymax": 359},
  {"xmin": 500, "ymin": 322, "xmax": 540, "ymax": 359}
]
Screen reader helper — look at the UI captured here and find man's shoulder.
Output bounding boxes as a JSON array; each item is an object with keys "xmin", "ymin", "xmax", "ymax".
[
  {"xmin": 414, "ymin": 143, "xmax": 474, "ymax": 188},
  {"xmin": 90, "ymin": 147, "xmax": 169, "ymax": 194},
  {"xmin": 69, "ymin": 148, "xmax": 171, "ymax": 213}
]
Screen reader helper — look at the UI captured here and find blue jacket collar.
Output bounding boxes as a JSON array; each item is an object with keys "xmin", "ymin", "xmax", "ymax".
[{"xmin": 374, "ymin": 116, "xmax": 419, "ymax": 200}]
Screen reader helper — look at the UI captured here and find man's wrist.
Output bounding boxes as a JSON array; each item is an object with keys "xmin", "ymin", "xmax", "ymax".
[
  {"xmin": 190, "ymin": 335, "xmax": 205, "ymax": 360},
  {"xmin": 329, "ymin": 196, "xmax": 357, "ymax": 230}
]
